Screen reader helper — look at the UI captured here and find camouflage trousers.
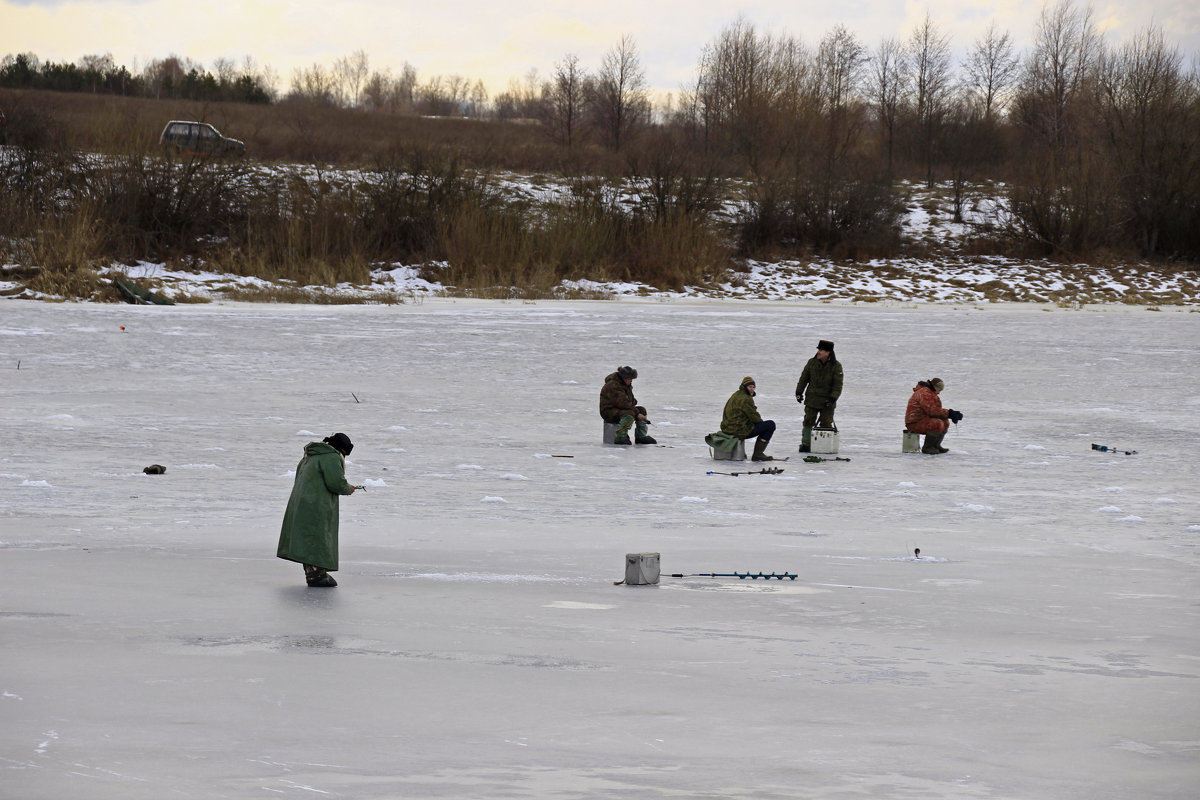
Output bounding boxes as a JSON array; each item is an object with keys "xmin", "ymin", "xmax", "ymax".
[{"xmin": 615, "ymin": 405, "xmax": 650, "ymax": 438}]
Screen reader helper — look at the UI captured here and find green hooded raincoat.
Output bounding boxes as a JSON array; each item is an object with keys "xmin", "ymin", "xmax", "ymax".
[{"xmin": 277, "ymin": 441, "xmax": 355, "ymax": 571}]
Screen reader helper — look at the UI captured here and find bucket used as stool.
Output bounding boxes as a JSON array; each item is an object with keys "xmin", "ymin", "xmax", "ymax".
[
  {"xmin": 902, "ymin": 430, "xmax": 921, "ymax": 453},
  {"xmin": 624, "ymin": 552, "xmax": 661, "ymax": 585},
  {"xmin": 712, "ymin": 439, "xmax": 747, "ymax": 461},
  {"xmin": 811, "ymin": 426, "xmax": 839, "ymax": 454},
  {"xmin": 603, "ymin": 422, "xmax": 619, "ymax": 444}
]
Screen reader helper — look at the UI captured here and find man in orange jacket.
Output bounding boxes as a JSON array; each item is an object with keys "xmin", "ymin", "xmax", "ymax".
[{"xmin": 905, "ymin": 378, "xmax": 963, "ymax": 454}]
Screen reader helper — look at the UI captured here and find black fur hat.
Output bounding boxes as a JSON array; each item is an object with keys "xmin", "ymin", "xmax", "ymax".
[{"xmin": 324, "ymin": 432, "xmax": 354, "ymax": 456}]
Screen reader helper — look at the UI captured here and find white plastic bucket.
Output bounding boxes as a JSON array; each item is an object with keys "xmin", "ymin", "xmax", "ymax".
[{"xmin": 811, "ymin": 426, "xmax": 839, "ymax": 454}]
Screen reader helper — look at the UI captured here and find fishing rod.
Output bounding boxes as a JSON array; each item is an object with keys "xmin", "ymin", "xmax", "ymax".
[
  {"xmin": 706, "ymin": 467, "xmax": 785, "ymax": 476},
  {"xmin": 670, "ymin": 571, "xmax": 797, "ymax": 581},
  {"xmin": 802, "ymin": 455, "xmax": 851, "ymax": 463}
]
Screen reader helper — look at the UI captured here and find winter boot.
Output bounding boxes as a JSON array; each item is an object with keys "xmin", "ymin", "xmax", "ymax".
[
  {"xmin": 921, "ymin": 432, "xmax": 948, "ymax": 455},
  {"xmin": 751, "ymin": 437, "xmax": 775, "ymax": 461},
  {"xmin": 304, "ymin": 565, "xmax": 338, "ymax": 587},
  {"xmin": 634, "ymin": 419, "xmax": 656, "ymax": 444},
  {"xmin": 635, "ymin": 434, "xmax": 657, "ymax": 444},
  {"xmin": 798, "ymin": 426, "xmax": 812, "ymax": 453},
  {"xmin": 614, "ymin": 415, "xmax": 633, "ymax": 445}
]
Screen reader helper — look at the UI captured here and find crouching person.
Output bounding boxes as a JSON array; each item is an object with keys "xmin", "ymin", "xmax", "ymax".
[
  {"xmin": 599, "ymin": 366, "xmax": 656, "ymax": 445},
  {"xmin": 278, "ymin": 432, "xmax": 358, "ymax": 587},
  {"xmin": 722, "ymin": 376, "xmax": 777, "ymax": 461},
  {"xmin": 905, "ymin": 378, "xmax": 964, "ymax": 454}
]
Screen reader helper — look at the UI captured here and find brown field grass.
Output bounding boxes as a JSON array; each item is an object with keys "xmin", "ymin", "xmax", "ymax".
[{"xmin": 1, "ymin": 88, "xmax": 1195, "ymax": 303}]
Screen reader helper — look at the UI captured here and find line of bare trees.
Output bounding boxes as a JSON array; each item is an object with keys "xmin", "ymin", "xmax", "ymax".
[{"xmin": 274, "ymin": 3, "xmax": 1198, "ymax": 260}]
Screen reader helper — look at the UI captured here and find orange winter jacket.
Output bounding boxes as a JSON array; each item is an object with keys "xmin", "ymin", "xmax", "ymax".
[{"xmin": 905, "ymin": 383, "xmax": 949, "ymax": 434}]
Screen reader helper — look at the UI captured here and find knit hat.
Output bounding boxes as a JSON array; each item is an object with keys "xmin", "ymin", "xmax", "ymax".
[
  {"xmin": 930, "ymin": 378, "xmax": 945, "ymax": 391},
  {"xmin": 817, "ymin": 339, "xmax": 835, "ymax": 351},
  {"xmin": 324, "ymin": 432, "xmax": 354, "ymax": 456},
  {"xmin": 741, "ymin": 376, "xmax": 756, "ymax": 388},
  {"xmin": 617, "ymin": 365, "xmax": 638, "ymax": 380}
]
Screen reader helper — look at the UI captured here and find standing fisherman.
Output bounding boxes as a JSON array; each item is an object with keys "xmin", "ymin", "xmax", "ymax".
[
  {"xmin": 277, "ymin": 432, "xmax": 358, "ymax": 587},
  {"xmin": 795, "ymin": 340, "xmax": 843, "ymax": 453}
]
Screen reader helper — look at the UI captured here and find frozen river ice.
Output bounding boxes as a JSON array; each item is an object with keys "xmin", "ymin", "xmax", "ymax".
[{"xmin": 2, "ymin": 299, "xmax": 1198, "ymax": 799}]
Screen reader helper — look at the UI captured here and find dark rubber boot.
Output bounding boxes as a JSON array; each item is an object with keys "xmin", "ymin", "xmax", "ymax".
[
  {"xmin": 635, "ymin": 434, "xmax": 657, "ymax": 444},
  {"xmin": 921, "ymin": 432, "xmax": 947, "ymax": 454},
  {"xmin": 306, "ymin": 571, "xmax": 337, "ymax": 587},
  {"xmin": 751, "ymin": 437, "xmax": 775, "ymax": 461}
]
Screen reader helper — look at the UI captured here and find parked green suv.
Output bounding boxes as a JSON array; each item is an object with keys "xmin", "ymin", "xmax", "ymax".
[{"xmin": 159, "ymin": 120, "xmax": 245, "ymax": 157}]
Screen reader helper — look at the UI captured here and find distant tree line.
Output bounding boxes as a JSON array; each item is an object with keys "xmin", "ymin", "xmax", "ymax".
[
  {"xmin": 3, "ymin": 0, "xmax": 1197, "ymax": 260},
  {"xmin": 0, "ymin": 52, "xmax": 273, "ymax": 104}
]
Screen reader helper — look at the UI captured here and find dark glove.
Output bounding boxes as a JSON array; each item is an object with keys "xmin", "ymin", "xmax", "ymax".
[
  {"xmin": 823, "ymin": 399, "xmax": 835, "ymax": 410},
  {"xmin": 948, "ymin": 409, "xmax": 964, "ymax": 423}
]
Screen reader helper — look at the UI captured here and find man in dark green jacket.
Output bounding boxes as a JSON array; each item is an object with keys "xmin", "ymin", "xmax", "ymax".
[
  {"xmin": 278, "ymin": 433, "xmax": 357, "ymax": 587},
  {"xmin": 599, "ymin": 366, "xmax": 656, "ymax": 445},
  {"xmin": 721, "ymin": 376, "xmax": 777, "ymax": 461},
  {"xmin": 795, "ymin": 340, "xmax": 843, "ymax": 452}
]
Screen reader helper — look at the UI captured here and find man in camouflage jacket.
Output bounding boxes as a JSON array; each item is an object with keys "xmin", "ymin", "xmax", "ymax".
[{"xmin": 599, "ymin": 366, "xmax": 655, "ymax": 445}]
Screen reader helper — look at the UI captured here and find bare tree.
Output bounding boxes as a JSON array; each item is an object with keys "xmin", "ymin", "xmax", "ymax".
[
  {"xmin": 688, "ymin": 18, "xmax": 810, "ymax": 173},
  {"xmin": 543, "ymin": 54, "xmax": 587, "ymax": 147},
  {"xmin": 79, "ymin": 52, "xmax": 116, "ymax": 93},
  {"xmin": 589, "ymin": 34, "xmax": 650, "ymax": 151},
  {"xmin": 468, "ymin": 80, "xmax": 488, "ymax": 118},
  {"xmin": 289, "ymin": 63, "xmax": 337, "ymax": 106},
  {"xmin": 212, "ymin": 57, "xmax": 237, "ymax": 91},
  {"xmin": 906, "ymin": 12, "xmax": 954, "ymax": 186},
  {"xmin": 1097, "ymin": 24, "xmax": 1200, "ymax": 255},
  {"xmin": 868, "ymin": 37, "xmax": 907, "ymax": 181},
  {"xmin": 1017, "ymin": 0, "xmax": 1100, "ymax": 153},
  {"xmin": 334, "ymin": 49, "xmax": 369, "ymax": 108},
  {"xmin": 963, "ymin": 21, "xmax": 1020, "ymax": 121},
  {"xmin": 814, "ymin": 25, "xmax": 868, "ymax": 171},
  {"xmin": 494, "ymin": 68, "xmax": 543, "ymax": 120}
]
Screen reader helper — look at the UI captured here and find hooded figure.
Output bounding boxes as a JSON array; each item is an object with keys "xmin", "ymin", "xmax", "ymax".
[
  {"xmin": 278, "ymin": 433, "xmax": 357, "ymax": 586},
  {"xmin": 795, "ymin": 339, "xmax": 843, "ymax": 452}
]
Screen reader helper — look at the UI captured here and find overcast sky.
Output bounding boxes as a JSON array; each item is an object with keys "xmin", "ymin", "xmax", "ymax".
[{"xmin": 3, "ymin": 0, "xmax": 1198, "ymax": 96}]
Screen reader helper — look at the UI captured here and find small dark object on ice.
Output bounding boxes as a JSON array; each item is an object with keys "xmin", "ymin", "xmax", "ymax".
[
  {"xmin": 803, "ymin": 455, "xmax": 851, "ymax": 463},
  {"xmin": 914, "ymin": 548, "xmax": 921, "ymax": 558},
  {"xmin": 1091, "ymin": 443, "xmax": 1137, "ymax": 455},
  {"xmin": 143, "ymin": 464, "xmax": 166, "ymax": 474}
]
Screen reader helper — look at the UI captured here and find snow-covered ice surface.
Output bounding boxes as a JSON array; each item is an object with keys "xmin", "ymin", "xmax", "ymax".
[{"xmin": 2, "ymin": 299, "xmax": 1198, "ymax": 799}]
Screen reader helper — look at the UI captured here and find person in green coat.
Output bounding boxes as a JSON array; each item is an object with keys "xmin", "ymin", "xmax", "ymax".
[
  {"xmin": 795, "ymin": 339, "xmax": 843, "ymax": 452},
  {"xmin": 278, "ymin": 433, "xmax": 358, "ymax": 587},
  {"xmin": 721, "ymin": 376, "xmax": 777, "ymax": 461}
]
